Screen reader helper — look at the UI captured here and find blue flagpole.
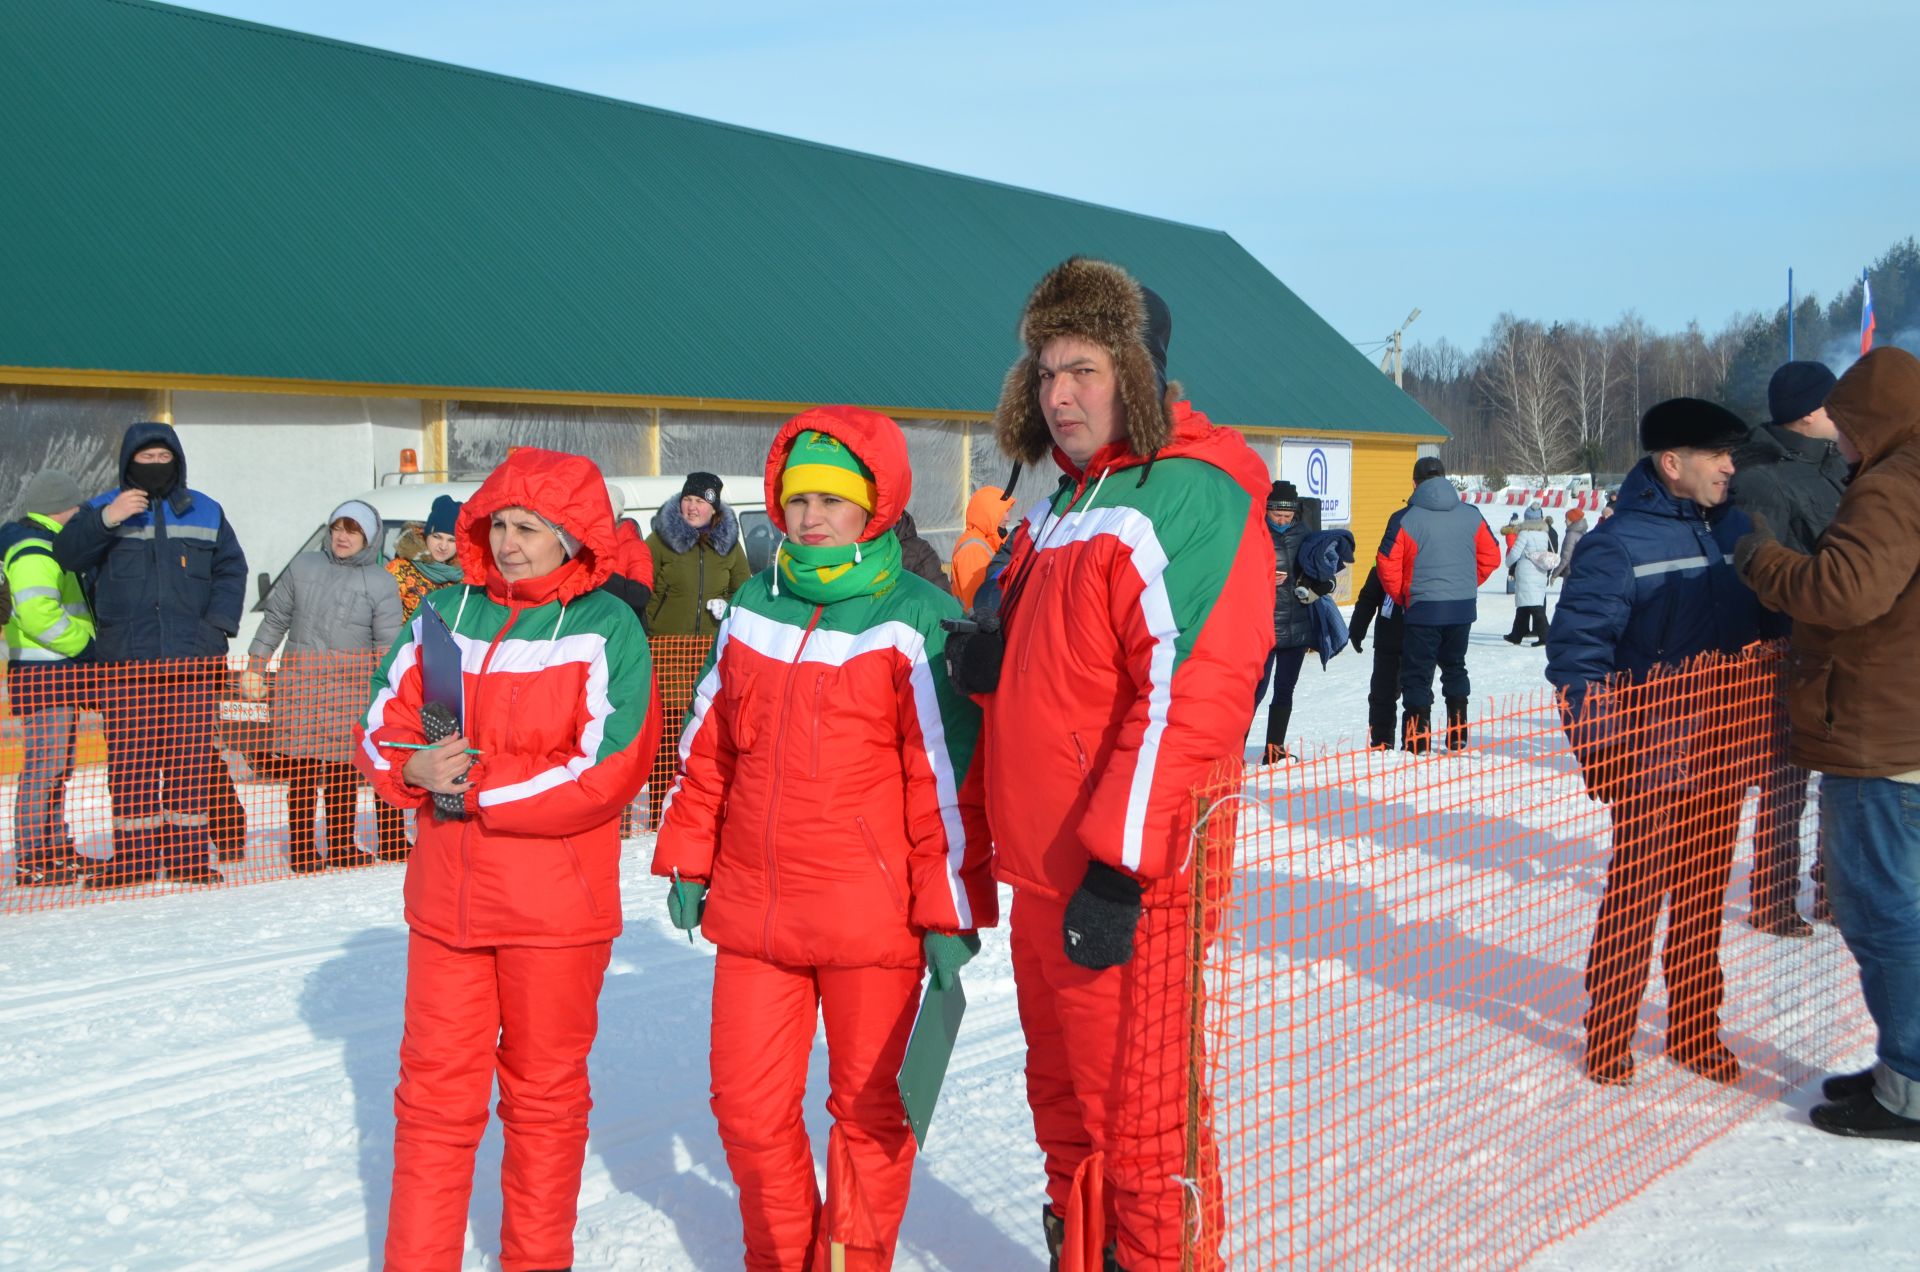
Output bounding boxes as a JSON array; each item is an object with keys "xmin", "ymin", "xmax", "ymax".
[{"xmin": 1787, "ymin": 268, "xmax": 1795, "ymax": 360}]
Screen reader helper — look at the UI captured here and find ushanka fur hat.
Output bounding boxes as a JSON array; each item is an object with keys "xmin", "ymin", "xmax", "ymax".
[{"xmin": 994, "ymin": 256, "xmax": 1176, "ymax": 466}]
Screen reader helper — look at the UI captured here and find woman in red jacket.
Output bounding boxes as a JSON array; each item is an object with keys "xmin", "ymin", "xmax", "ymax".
[
  {"xmin": 354, "ymin": 449, "xmax": 657, "ymax": 1272},
  {"xmin": 653, "ymin": 406, "xmax": 995, "ymax": 1271}
]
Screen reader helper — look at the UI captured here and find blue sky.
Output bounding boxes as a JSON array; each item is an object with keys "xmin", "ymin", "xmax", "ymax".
[{"xmin": 190, "ymin": 0, "xmax": 1918, "ymax": 353}]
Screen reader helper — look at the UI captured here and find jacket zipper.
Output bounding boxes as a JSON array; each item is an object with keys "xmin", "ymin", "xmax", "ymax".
[
  {"xmin": 461, "ymin": 604, "xmax": 522, "ymax": 944},
  {"xmin": 857, "ymin": 815, "xmax": 906, "ymax": 914},
  {"xmin": 1016, "ymin": 479, "xmax": 1090, "ymax": 674},
  {"xmin": 1071, "ymin": 731, "xmax": 1090, "ymax": 777},
  {"xmin": 697, "ymin": 549, "xmax": 707, "ymax": 634},
  {"xmin": 809, "ymin": 672, "xmax": 825, "ymax": 778},
  {"xmin": 761, "ymin": 604, "xmax": 824, "ymax": 958}
]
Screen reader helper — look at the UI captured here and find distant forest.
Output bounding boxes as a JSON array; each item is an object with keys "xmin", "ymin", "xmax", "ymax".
[{"xmin": 1403, "ymin": 236, "xmax": 1919, "ymax": 481}]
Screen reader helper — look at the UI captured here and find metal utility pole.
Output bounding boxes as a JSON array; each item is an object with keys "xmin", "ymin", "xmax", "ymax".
[{"xmin": 1377, "ymin": 308, "xmax": 1421, "ymax": 387}]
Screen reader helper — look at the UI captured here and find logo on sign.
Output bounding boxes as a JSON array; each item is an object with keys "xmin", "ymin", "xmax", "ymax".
[{"xmin": 1306, "ymin": 448, "xmax": 1330, "ymax": 497}]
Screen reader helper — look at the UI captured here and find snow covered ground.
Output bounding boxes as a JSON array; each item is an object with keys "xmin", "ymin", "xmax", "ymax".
[{"xmin": 1, "ymin": 592, "xmax": 1906, "ymax": 1270}]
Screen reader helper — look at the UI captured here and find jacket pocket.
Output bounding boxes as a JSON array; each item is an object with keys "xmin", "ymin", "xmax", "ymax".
[
  {"xmin": 1786, "ymin": 652, "xmax": 1835, "ymax": 740},
  {"xmin": 1070, "ymin": 730, "xmax": 1091, "ymax": 777},
  {"xmin": 561, "ymin": 836, "xmax": 602, "ymax": 919},
  {"xmin": 856, "ymin": 815, "xmax": 906, "ymax": 915}
]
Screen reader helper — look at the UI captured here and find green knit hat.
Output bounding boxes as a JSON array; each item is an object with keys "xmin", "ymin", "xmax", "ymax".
[{"xmin": 780, "ymin": 429, "xmax": 877, "ymax": 512}]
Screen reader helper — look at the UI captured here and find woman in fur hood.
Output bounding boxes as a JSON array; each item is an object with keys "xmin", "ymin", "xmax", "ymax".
[{"xmin": 644, "ymin": 470, "xmax": 751, "ymax": 636}]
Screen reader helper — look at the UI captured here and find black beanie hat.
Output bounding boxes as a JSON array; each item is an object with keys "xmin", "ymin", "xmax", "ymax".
[
  {"xmin": 1766, "ymin": 360, "xmax": 1838, "ymax": 426},
  {"xmin": 681, "ymin": 471, "xmax": 723, "ymax": 505},
  {"xmin": 1267, "ymin": 480, "xmax": 1299, "ymax": 511},
  {"xmin": 1639, "ymin": 398, "xmax": 1750, "ymax": 452}
]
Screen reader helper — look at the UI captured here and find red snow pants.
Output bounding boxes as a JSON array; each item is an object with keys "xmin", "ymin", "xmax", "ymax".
[
  {"xmin": 708, "ymin": 949, "xmax": 923, "ymax": 1271},
  {"xmin": 385, "ymin": 931, "xmax": 611, "ymax": 1272},
  {"xmin": 1010, "ymin": 889, "xmax": 1220, "ymax": 1272}
]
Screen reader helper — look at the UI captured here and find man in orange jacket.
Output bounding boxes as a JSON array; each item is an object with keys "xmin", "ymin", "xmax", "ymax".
[{"xmin": 950, "ymin": 484, "xmax": 1015, "ymax": 610}]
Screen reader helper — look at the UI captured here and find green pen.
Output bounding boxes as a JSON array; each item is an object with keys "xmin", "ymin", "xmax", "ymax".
[{"xmin": 384, "ymin": 741, "xmax": 485, "ymax": 756}]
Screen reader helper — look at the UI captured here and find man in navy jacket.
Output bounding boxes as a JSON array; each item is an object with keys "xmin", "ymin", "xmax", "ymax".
[
  {"xmin": 1546, "ymin": 398, "xmax": 1765, "ymax": 1088},
  {"xmin": 56, "ymin": 422, "xmax": 246, "ymax": 886}
]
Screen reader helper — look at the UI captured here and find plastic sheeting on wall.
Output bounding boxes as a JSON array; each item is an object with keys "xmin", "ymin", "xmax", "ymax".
[
  {"xmin": 448, "ymin": 402, "xmax": 652, "ymax": 478},
  {"xmin": 0, "ymin": 386, "xmax": 143, "ymax": 516}
]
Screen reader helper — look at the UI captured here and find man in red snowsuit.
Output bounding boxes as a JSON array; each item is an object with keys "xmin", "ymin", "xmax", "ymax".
[{"xmin": 967, "ymin": 258, "xmax": 1275, "ymax": 1271}]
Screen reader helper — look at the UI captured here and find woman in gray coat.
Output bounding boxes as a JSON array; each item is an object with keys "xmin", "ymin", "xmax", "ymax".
[{"xmin": 243, "ymin": 500, "xmax": 404, "ymax": 872}]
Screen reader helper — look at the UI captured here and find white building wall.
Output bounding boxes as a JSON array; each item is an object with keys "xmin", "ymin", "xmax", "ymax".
[{"xmin": 170, "ymin": 391, "xmax": 422, "ymax": 611}]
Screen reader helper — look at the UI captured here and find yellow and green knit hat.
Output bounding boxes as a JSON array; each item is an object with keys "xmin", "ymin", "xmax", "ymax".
[{"xmin": 780, "ymin": 429, "xmax": 878, "ymax": 512}]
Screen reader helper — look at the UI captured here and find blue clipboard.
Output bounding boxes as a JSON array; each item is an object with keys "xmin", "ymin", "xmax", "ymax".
[{"xmin": 416, "ymin": 598, "xmax": 465, "ymax": 730}]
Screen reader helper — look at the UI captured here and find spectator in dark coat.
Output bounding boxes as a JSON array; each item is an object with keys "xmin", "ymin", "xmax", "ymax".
[
  {"xmin": 1254, "ymin": 481, "xmax": 1331, "ymax": 760},
  {"xmin": 54, "ymin": 422, "xmax": 247, "ymax": 888},
  {"xmin": 1348, "ymin": 564, "xmax": 1404, "ymax": 749},
  {"xmin": 893, "ymin": 511, "xmax": 948, "ymax": 587},
  {"xmin": 1546, "ymin": 398, "xmax": 1764, "ymax": 1089},
  {"xmin": 645, "ymin": 472, "xmax": 750, "ymax": 636},
  {"xmin": 1730, "ymin": 359, "xmax": 1851, "ymax": 936}
]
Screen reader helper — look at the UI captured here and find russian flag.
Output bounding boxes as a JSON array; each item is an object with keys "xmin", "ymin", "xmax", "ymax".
[{"xmin": 1861, "ymin": 275, "xmax": 1876, "ymax": 355}]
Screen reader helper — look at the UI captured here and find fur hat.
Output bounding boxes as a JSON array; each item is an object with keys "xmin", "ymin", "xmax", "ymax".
[
  {"xmin": 1639, "ymin": 397, "xmax": 1750, "ymax": 452},
  {"xmin": 1767, "ymin": 360, "xmax": 1838, "ymax": 427},
  {"xmin": 994, "ymin": 257, "xmax": 1175, "ymax": 466},
  {"xmin": 1267, "ymin": 480, "xmax": 1299, "ymax": 512}
]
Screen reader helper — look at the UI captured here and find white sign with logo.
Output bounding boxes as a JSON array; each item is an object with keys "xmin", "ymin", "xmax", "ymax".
[{"xmin": 1279, "ymin": 440, "xmax": 1352, "ymax": 525}]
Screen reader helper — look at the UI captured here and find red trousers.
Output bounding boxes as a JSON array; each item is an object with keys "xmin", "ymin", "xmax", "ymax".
[
  {"xmin": 1011, "ymin": 890, "xmax": 1218, "ymax": 1272},
  {"xmin": 385, "ymin": 931, "xmax": 611, "ymax": 1272},
  {"xmin": 709, "ymin": 950, "xmax": 922, "ymax": 1271}
]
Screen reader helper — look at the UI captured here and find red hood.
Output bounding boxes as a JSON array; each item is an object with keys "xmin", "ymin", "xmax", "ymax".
[
  {"xmin": 457, "ymin": 449, "xmax": 617, "ymax": 606},
  {"xmin": 1052, "ymin": 401, "xmax": 1272, "ymax": 505},
  {"xmin": 763, "ymin": 404, "xmax": 911, "ymax": 543},
  {"xmin": 610, "ymin": 517, "xmax": 654, "ymax": 586}
]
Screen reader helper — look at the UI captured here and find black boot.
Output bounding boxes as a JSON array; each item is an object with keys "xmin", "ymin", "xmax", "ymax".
[
  {"xmin": 1402, "ymin": 708, "xmax": 1430, "ymax": 755},
  {"xmin": 1264, "ymin": 704, "xmax": 1291, "ymax": 763},
  {"xmin": 1444, "ymin": 697, "xmax": 1470, "ymax": 751}
]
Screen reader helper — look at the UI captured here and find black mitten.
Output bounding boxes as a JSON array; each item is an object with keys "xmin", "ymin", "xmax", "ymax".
[
  {"xmin": 1063, "ymin": 861, "xmax": 1144, "ymax": 970},
  {"xmin": 419, "ymin": 703, "xmax": 467, "ymax": 821},
  {"xmin": 943, "ymin": 624, "xmax": 1005, "ymax": 695}
]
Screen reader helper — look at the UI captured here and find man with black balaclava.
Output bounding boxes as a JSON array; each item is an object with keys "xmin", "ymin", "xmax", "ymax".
[{"xmin": 55, "ymin": 422, "xmax": 247, "ymax": 888}]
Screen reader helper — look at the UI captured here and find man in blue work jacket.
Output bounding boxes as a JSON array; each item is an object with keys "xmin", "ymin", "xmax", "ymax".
[{"xmin": 55, "ymin": 422, "xmax": 247, "ymax": 887}]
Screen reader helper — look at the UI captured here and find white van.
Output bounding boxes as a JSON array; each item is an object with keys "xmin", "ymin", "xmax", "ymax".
[{"xmin": 240, "ymin": 473, "xmax": 775, "ymax": 649}]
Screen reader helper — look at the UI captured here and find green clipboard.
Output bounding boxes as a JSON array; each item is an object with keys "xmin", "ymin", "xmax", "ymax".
[{"xmin": 897, "ymin": 973, "xmax": 967, "ymax": 1148}]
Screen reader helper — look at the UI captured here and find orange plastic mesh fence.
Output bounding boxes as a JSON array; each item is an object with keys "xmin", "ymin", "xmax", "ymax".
[
  {"xmin": 1183, "ymin": 642, "xmax": 1871, "ymax": 1269},
  {"xmin": 1, "ymin": 638, "xmax": 716, "ymax": 914}
]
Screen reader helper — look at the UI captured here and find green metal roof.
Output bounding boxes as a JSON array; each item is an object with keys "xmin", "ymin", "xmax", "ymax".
[{"xmin": 0, "ymin": 0, "xmax": 1447, "ymax": 438}]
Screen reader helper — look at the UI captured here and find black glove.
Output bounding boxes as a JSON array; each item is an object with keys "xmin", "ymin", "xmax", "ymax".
[
  {"xmin": 1732, "ymin": 511, "xmax": 1777, "ymax": 579},
  {"xmin": 942, "ymin": 619, "xmax": 1005, "ymax": 695},
  {"xmin": 1350, "ymin": 634, "xmax": 1365, "ymax": 653},
  {"xmin": 419, "ymin": 702, "xmax": 468, "ymax": 821},
  {"xmin": 1063, "ymin": 861, "xmax": 1144, "ymax": 969}
]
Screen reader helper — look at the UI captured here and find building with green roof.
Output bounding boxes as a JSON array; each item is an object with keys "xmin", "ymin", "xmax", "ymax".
[{"xmin": 1, "ymin": 0, "xmax": 1445, "ymax": 581}]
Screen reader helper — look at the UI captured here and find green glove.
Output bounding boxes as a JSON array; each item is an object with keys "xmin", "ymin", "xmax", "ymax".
[
  {"xmin": 923, "ymin": 931, "xmax": 981, "ymax": 990},
  {"xmin": 667, "ymin": 872, "xmax": 707, "ymax": 941}
]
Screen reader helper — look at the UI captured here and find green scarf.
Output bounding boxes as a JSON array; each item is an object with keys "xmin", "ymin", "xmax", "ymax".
[
  {"xmin": 415, "ymin": 556, "xmax": 465, "ymax": 584},
  {"xmin": 776, "ymin": 530, "xmax": 902, "ymax": 604}
]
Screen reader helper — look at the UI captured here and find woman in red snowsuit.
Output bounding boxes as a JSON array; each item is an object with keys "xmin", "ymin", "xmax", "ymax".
[
  {"xmin": 354, "ymin": 449, "xmax": 658, "ymax": 1271},
  {"xmin": 653, "ymin": 406, "xmax": 995, "ymax": 1270}
]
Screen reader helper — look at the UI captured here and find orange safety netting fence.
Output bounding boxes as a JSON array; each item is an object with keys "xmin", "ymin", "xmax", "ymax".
[
  {"xmin": 0, "ymin": 636, "xmax": 715, "ymax": 914},
  {"xmin": 1183, "ymin": 642, "xmax": 1870, "ymax": 1270}
]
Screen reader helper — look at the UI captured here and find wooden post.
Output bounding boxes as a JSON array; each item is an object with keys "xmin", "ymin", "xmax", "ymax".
[{"xmin": 420, "ymin": 400, "xmax": 448, "ymax": 477}]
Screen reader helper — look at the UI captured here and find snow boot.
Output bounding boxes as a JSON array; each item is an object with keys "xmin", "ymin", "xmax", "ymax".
[
  {"xmin": 1444, "ymin": 697, "xmax": 1470, "ymax": 751},
  {"xmin": 1264, "ymin": 705, "xmax": 1291, "ymax": 763},
  {"xmin": 1402, "ymin": 708, "xmax": 1431, "ymax": 755},
  {"xmin": 14, "ymin": 856, "xmax": 79, "ymax": 887},
  {"xmin": 1669, "ymin": 1037, "xmax": 1742, "ymax": 1085},
  {"xmin": 1810, "ymin": 1091, "xmax": 1920, "ymax": 1141},
  {"xmin": 1823, "ymin": 1068, "xmax": 1876, "ymax": 1101}
]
